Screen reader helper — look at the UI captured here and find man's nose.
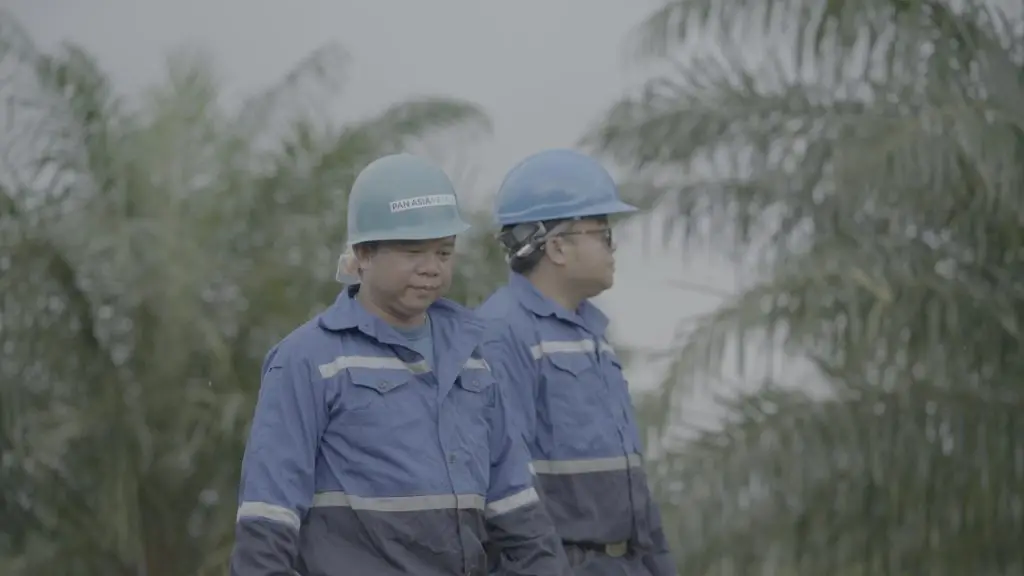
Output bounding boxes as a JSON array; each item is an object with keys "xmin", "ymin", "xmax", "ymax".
[{"xmin": 416, "ymin": 253, "xmax": 443, "ymax": 276}]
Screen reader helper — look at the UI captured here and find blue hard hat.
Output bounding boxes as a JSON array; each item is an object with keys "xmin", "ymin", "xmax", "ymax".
[
  {"xmin": 347, "ymin": 153, "xmax": 471, "ymax": 245},
  {"xmin": 493, "ymin": 149, "xmax": 638, "ymax": 226}
]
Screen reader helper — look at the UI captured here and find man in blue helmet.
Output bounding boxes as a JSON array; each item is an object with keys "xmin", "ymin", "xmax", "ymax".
[
  {"xmin": 230, "ymin": 153, "xmax": 571, "ymax": 576},
  {"xmin": 477, "ymin": 149, "xmax": 676, "ymax": 575}
]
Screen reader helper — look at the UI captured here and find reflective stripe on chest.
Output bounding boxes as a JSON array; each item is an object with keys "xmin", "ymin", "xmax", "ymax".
[
  {"xmin": 318, "ymin": 354, "xmax": 487, "ymax": 379},
  {"xmin": 529, "ymin": 338, "xmax": 614, "ymax": 360}
]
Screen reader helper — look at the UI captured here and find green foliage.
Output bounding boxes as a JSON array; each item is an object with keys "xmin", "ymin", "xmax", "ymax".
[
  {"xmin": 586, "ymin": 0, "xmax": 1024, "ymax": 573},
  {"xmin": 0, "ymin": 11, "xmax": 500, "ymax": 575}
]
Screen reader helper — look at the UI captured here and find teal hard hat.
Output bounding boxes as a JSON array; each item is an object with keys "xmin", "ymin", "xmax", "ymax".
[{"xmin": 346, "ymin": 153, "xmax": 470, "ymax": 245}]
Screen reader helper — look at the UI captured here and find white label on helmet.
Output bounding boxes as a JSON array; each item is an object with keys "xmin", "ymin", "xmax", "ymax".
[{"xmin": 389, "ymin": 194, "xmax": 457, "ymax": 213}]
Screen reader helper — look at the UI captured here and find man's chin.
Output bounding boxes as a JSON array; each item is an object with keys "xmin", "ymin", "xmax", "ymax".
[{"xmin": 401, "ymin": 290, "xmax": 440, "ymax": 310}]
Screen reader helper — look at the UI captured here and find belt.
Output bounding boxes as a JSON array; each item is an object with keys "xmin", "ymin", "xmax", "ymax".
[{"xmin": 563, "ymin": 540, "xmax": 630, "ymax": 558}]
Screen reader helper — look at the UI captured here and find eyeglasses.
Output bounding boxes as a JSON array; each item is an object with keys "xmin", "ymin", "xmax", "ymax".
[{"xmin": 556, "ymin": 228, "xmax": 614, "ymax": 248}]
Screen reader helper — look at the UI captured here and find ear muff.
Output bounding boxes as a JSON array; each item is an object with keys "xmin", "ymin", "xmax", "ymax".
[
  {"xmin": 498, "ymin": 222, "xmax": 547, "ymax": 260},
  {"xmin": 498, "ymin": 220, "xmax": 574, "ymax": 266},
  {"xmin": 335, "ymin": 245, "xmax": 360, "ymax": 284}
]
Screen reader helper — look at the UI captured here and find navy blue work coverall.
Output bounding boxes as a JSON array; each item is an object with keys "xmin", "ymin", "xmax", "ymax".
[
  {"xmin": 477, "ymin": 273, "xmax": 677, "ymax": 576},
  {"xmin": 230, "ymin": 286, "xmax": 570, "ymax": 576}
]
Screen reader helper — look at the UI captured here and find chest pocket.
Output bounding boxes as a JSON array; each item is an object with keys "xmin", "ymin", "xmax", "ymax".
[
  {"xmin": 542, "ymin": 352, "xmax": 603, "ymax": 429},
  {"xmin": 605, "ymin": 354, "xmax": 643, "ymax": 450},
  {"xmin": 451, "ymin": 370, "xmax": 494, "ymax": 430},
  {"xmin": 450, "ymin": 370, "xmax": 495, "ymax": 486},
  {"xmin": 341, "ymin": 368, "xmax": 421, "ymax": 428}
]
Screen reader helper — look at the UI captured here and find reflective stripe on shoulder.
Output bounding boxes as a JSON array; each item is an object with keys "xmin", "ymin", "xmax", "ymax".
[
  {"xmin": 318, "ymin": 355, "xmax": 429, "ymax": 378},
  {"xmin": 530, "ymin": 339, "xmax": 615, "ymax": 359},
  {"xmin": 311, "ymin": 491, "xmax": 486, "ymax": 512},
  {"xmin": 236, "ymin": 501, "xmax": 301, "ymax": 530},
  {"xmin": 531, "ymin": 454, "xmax": 642, "ymax": 475},
  {"xmin": 485, "ymin": 487, "xmax": 540, "ymax": 518}
]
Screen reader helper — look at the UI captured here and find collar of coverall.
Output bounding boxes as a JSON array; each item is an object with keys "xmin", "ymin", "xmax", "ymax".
[
  {"xmin": 507, "ymin": 272, "xmax": 610, "ymax": 337},
  {"xmin": 318, "ymin": 284, "xmax": 484, "ymax": 338}
]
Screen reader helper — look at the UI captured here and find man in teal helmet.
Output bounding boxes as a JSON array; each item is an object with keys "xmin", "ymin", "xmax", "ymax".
[
  {"xmin": 231, "ymin": 153, "xmax": 571, "ymax": 576},
  {"xmin": 478, "ymin": 149, "xmax": 677, "ymax": 575}
]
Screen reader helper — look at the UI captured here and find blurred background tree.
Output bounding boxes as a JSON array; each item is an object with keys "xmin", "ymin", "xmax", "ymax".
[
  {"xmin": 0, "ymin": 12, "xmax": 504, "ymax": 575},
  {"xmin": 585, "ymin": 0, "xmax": 1024, "ymax": 574},
  {"xmin": 5, "ymin": 0, "xmax": 1024, "ymax": 574}
]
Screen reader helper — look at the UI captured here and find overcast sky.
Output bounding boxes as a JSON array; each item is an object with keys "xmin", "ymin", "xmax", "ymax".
[{"xmin": 8, "ymin": 0, "xmax": 750, "ymax": 401}]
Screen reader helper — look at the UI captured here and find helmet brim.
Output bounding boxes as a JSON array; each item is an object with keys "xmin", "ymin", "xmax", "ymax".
[
  {"xmin": 495, "ymin": 199, "xmax": 638, "ymax": 227},
  {"xmin": 349, "ymin": 220, "xmax": 471, "ymax": 245}
]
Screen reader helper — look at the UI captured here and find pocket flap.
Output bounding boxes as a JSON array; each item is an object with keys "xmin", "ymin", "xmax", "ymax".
[
  {"xmin": 348, "ymin": 367, "xmax": 412, "ymax": 394},
  {"xmin": 458, "ymin": 371, "xmax": 495, "ymax": 393},
  {"xmin": 548, "ymin": 353, "xmax": 593, "ymax": 376}
]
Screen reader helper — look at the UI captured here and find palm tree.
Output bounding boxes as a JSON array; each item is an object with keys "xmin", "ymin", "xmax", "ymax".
[
  {"xmin": 584, "ymin": 1, "xmax": 1024, "ymax": 574},
  {"xmin": 0, "ymin": 11, "xmax": 503, "ymax": 575}
]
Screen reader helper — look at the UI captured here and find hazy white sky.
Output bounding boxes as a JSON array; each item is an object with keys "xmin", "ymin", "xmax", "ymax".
[{"xmin": 8, "ymin": 0, "xmax": 746, "ymax": 396}]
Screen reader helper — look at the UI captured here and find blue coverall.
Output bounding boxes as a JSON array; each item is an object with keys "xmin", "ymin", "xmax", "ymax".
[
  {"xmin": 478, "ymin": 273, "xmax": 677, "ymax": 575},
  {"xmin": 231, "ymin": 285, "xmax": 570, "ymax": 576}
]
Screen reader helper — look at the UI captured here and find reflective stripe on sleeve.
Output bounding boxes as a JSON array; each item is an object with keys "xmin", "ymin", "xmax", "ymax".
[
  {"xmin": 531, "ymin": 454, "xmax": 642, "ymax": 475},
  {"xmin": 311, "ymin": 492, "xmax": 486, "ymax": 512},
  {"xmin": 236, "ymin": 501, "xmax": 301, "ymax": 530},
  {"xmin": 485, "ymin": 487, "xmax": 540, "ymax": 518}
]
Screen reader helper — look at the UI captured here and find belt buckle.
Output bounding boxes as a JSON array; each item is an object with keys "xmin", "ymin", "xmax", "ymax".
[{"xmin": 604, "ymin": 541, "xmax": 628, "ymax": 558}]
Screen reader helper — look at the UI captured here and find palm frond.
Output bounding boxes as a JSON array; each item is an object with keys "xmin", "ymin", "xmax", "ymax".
[
  {"xmin": 234, "ymin": 42, "xmax": 350, "ymax": 145},
  {"xmin": 627, "ymin": 0, "xmax": 1018, "ymax": 88},
  {"xmin": 0, "ymin": 13, "xmax": 498, "ymax": 573},
  {"xmin": 338, "ymin": 97, "xmax": 492, "ymax": 157},
  {"xmin": 591, "ymin": 6, "xmax": 1024, "ymax": 570},
  {"xmin": 585, "ymin": 45, "xmax": 1024, "ymax": 259},
  {"xmin": 654, "ymin": 379, "xmax": 1024, "ymax": 574}
]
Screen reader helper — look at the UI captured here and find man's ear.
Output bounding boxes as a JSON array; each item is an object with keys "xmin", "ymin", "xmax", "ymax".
[
  {"xmin": 543, "ymin": 236, "xmax": 569, "ymax": 266},
  {"xmin": 352, "ymin": 243, "xmax": 376, "ymax": 272}
]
